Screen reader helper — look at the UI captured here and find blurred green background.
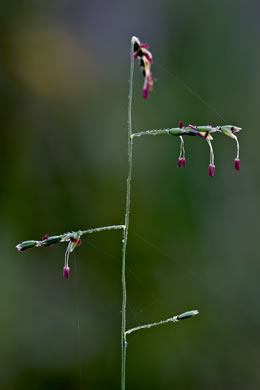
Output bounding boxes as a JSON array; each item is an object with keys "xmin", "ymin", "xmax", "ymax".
[{"xmin": 1, "ymin": 0, "xmax": 259, "ymax": 388}]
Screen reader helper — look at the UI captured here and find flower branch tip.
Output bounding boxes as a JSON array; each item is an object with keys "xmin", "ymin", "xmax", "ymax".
[
  {"xmin": 132, "ymin": 36, "xmax": 156, "ymax": 99},
  {"xmin": 16, "ymin": 240, "xmax": 38, "ymax": 252},
  {"xmin": 177, "ymin": 310, "xmax": 199, "ymax": 321}
]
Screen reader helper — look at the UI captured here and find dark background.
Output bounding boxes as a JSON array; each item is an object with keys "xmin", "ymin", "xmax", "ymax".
[{"xmin": 1, "ymin": 0, "xmax": 259, "ymax": 389}]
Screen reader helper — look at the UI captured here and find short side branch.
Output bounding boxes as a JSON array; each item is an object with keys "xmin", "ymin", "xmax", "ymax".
[{"xmin": 125, "ymin": 310, "xmax": 199, "ymax": 336}]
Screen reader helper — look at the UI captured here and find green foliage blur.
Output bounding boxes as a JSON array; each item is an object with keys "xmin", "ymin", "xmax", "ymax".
[{"xmin": 1, "ymin": 0, "xmax": 259, "ymax": 388}]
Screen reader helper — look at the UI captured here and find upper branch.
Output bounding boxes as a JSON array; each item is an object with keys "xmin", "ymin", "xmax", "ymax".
[
  {"xmin": 131, "ymin": 124, "xmax": 242, "ymax": 139},
  {"xmin": 131, "ymin": 124, "xmax": 242, "ymax": 176}
]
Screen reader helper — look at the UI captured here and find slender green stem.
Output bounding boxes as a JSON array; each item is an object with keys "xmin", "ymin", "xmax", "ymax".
[
  {"xmin": 125, "ymin": 310, "xmax": 199, "ymax": 336},
  {"xmin": 121, "ymin": 37, "xmax": 135, "ymax": 390}
]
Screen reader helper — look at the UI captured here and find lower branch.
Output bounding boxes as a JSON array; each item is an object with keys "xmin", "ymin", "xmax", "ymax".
[
  {"xmin": 16, "ymin": 224, "xmax": 125, "ymax": 251},
  {"xmin": 125, "ymin": 310, "xmax": 199, "ymax": 336},
  {"xmin": 16, "ymin": 224, "xmax": 126, "ymax": 280}
]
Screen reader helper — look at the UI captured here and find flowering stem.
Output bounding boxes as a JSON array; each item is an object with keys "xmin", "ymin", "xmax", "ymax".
[
  {"xmin": 125, "ymin": 310, "xmax": 199, "ymax": 336},
  {"xmin": 16, "ymin": 34, "xmax": 242, "ymax": 388}
]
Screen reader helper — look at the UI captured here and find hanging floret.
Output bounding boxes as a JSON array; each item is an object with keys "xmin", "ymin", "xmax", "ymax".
[{"xmin": 132, "ymin": 36, "xmax": 157, "ymax": 99}]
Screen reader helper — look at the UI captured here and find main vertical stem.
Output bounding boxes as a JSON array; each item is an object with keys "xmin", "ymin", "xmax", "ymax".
[{"xmin": 121, "ymin": 38, "xmax": 135, "ymax": 390}]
